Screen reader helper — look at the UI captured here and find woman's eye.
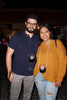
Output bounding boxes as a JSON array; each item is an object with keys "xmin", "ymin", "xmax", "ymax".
[
  {"xmin": 40, "ymin": 31, "xmax": 49, "ymax": 34},
  {"xmin": 40, "ymin": 32, "xmax": 44, "ymax": 34},
  {"xmin": 45, "ymin": 31, "xmax": 48, "ymax": 33}
]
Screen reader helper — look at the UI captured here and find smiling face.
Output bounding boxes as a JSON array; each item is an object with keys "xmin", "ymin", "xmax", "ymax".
[{"xmin": 40, "ymin": 26, "xmax": 51, "ymax": 41}]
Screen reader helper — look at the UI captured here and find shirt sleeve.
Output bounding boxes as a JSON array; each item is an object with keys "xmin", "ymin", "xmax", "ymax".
[
  {"xmin": 56, "ymin": 39, "xmax": 66, "ymax": 82},
  {"xmin": 8, "ymin": 33, "xmax": 17, "ymax": 50}
]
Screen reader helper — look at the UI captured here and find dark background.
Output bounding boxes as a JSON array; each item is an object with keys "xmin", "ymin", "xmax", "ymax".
[
  {"xmin": 0, "ymin": 0, "xmax": 67, "ymax": 10},
  {"xmin": 0, "ymin": 1, "xmax": 67, "ymax": 100}
]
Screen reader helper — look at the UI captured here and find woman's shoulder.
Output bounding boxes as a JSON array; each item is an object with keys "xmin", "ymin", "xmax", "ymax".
[
  {"xmin": 37, "ymin": 42, "xmax": 44, "ymax": 51},
  {"xmin": 56, "ymin": 39, "xmax": 65, "ymax": 47},
  {"xmin": 56, "ymin": 39, "xmax": 66, "ymax": 51},
  {"xmin": 56, "ymin": 39, "xmax": 63, "ymax": 43}
]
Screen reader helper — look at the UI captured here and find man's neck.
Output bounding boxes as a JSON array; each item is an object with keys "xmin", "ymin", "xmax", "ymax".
[{"xmin": 25, "ymin": 30, "xmax": 34, "ymax": 38}]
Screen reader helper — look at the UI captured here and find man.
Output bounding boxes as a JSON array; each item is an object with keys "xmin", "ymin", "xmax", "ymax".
[{"xmin": 6, "ymin": 13, "xmax": 40, "ymax": 100}]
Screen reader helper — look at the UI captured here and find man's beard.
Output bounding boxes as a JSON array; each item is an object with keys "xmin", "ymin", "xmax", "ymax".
[{"xmin": 25, "ymin": 27, "xmax": 36, "ymax": 33}]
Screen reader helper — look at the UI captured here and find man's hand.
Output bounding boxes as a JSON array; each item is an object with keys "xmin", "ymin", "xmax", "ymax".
[{"xmin": 8, "ymin": 72, "xmax": 13, "ymax": 82}]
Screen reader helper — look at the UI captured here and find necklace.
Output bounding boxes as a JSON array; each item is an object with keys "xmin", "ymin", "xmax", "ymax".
[
  {"xmin": 38, "ymin": 40, "xmax": 51, "ymax": 73},
  {"xmin": 25, "ymin": 33, "xmax": 36, "ymax": 62}
]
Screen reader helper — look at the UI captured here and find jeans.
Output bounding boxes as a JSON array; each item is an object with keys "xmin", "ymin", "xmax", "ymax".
[{"xmin": 34, "ymin": 72, "xmax": 58, "ymax": 100}]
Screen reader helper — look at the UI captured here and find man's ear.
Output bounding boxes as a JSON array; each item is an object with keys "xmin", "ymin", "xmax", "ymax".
[
  {"xmin": 37, "ymin": 24, "xmax": 40, "ymax": 29},
  {"xmin": 25, "ymin": 21, "xmax": 27, "ymax": 26}
]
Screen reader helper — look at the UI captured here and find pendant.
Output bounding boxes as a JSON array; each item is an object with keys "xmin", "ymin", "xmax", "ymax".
[
  {"xmin": 39, "ymin": 65, "xmax": 46, "ymax": 73},
  {"xmin": 29, "ymin": 54, "xmax": 35, "ymax": 62}
]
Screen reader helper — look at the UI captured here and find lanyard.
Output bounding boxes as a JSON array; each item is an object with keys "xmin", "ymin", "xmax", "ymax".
[
  {"xmin": 38, "ymin": 40, "xmax": 51, "ymax": 68},
  {"xmin": 25, "ymin": 34, "xmax": 36, "ymax": 62}
]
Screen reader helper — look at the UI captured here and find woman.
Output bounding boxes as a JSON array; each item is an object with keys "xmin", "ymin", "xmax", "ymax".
[{"xmin": 33, "ymin": 24, "xmax": 66, "ymax": 100}]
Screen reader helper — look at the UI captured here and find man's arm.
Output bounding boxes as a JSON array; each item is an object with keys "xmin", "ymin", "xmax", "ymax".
[{"xmin": 6, "ymin": 46, "xmax": 14, "ymax": 82}]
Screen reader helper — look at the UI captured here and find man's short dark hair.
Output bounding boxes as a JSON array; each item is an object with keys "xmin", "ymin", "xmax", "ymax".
[{"xmin": 26, "ymin": 13, "xmax": 38, "ymax": 21}]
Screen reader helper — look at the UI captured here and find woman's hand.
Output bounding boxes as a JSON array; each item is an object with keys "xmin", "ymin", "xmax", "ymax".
[{"xmin": 55, "ymin": 81, "xmax": 61, "ymax": 87}]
